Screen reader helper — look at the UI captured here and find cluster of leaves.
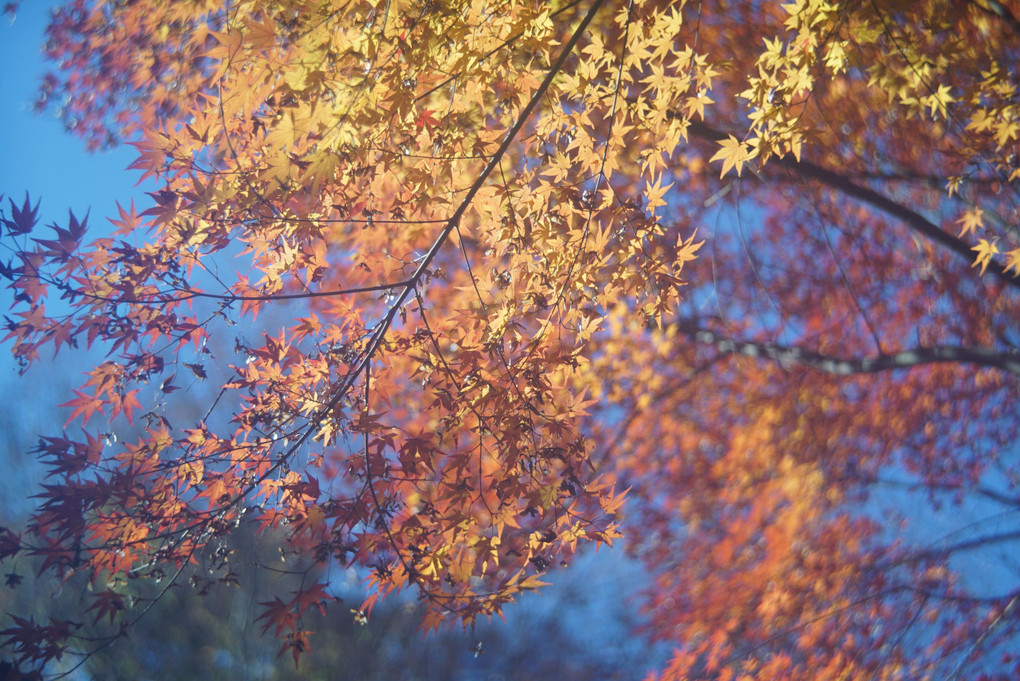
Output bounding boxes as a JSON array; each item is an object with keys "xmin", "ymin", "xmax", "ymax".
[
  {"xmin": 1, "ymin": 0, "xmax": 1019, "ymax": 679},
  {"xmin": 2, "ymin": 0, "xmax": 701, "ymax": 671}
]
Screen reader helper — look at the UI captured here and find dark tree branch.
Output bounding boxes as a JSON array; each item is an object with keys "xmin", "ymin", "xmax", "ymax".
[
  {"xmin": 965, "ymin": 0, "xmax": 1020, "ymax": 39},
  {"xmin": 868, "ymin": 475, "xmax": 1020, "ymax": 508},
  {"xmin": 882, "ymin": 529, "xmax": 1020, "ymax": 569},
  {"xmin": 684, "ymin": 119, "xmax": 1020, "ymax": 293},
  {"xmin": 676, "ymin": 318, "xmax": 1020, "ymax": 377}
]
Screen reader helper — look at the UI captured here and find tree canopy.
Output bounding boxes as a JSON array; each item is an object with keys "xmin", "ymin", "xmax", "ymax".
[{"xmin": 2, "ymin": 0, "xmax": 1019, "ymax": 679}]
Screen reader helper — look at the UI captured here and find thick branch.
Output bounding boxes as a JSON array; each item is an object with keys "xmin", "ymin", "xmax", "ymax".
[
  {"xmin": 677, "ymin": 319, "xmax": 1020, "ymax": 377},
  {"xmin": 685, "ymin": 120, "xmax": 1020, "ymax": 292}
]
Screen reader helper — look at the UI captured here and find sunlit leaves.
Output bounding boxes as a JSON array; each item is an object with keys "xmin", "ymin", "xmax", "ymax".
[
  {"xmin": 3, "ymin": 0, "xmax": 1020, "ymax": 678},
  {"xmin": 3, "ymin": 0, "xmax": 707, "ymax": 665}
]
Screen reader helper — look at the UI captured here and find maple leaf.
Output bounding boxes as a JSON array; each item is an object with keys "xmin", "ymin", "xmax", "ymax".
[
  {"xmin": 710, "ymin": 135, "xmax": 755, "ymax": 177},
  {"xmin": 256, "ymin": 597, "xmax": 297, "ymax": 637},
  {"xmin": 87, "ymin": 590, "xmax": 126, "ymax": 625},
  {"xmin": 415, "ymin": 108, "xmax": 439, "ymax": 133},
  {"xmin": 971, "ymin": 238, "xmax": 1000, "ymax": 275},
  {"xmin": 279, "ymin": 630, "xmax": 312, "ymax": 668},
  {"xmin": 2, "ymin": 192, "xmax": 39, "ymax": 236},
  {"xmin": 290, "ymin": 314, "xmax": 321, "ymax": 340},
  {"xmin": 644, "ymin": 175, "xmax": 674, "ymax": 215},
  {"xmin": 0, "ymin": 527, "xmax": 20, "ymax": 560},
  {"xmin": 110, "ymin": 389, "xmax": 143, "ymax": 425},
  {"xmin": 956, "ymin": 207, "xmax": 984, "ymax": 238},
  {"xmin": 109, "ymin": 199, "xmax": 142, "ymax": 236},
  {"xmin": 57, "ymin": 389, "xmax": 107, "ymax": 427},
  {"xmin": 924, "ymin": 84, "xmax": 954, "ymax": 119},
  {"xmin": 183, "ymin": 362, "xmax": 207, "ymax": 379},
  {"xmin": 160, "ymin": 374, "xmax": 180, "ymax": 393},
  {"xmin": 291, "ymin": 582, "xmax": 334, "ymax": 617},
  {"xmin": 676, "ymin": 230, "xmax": 704, "ymax": 264},
  {"xmin": 1004, "ymin": 248, "xmax": 1020, "ymax": 277}
]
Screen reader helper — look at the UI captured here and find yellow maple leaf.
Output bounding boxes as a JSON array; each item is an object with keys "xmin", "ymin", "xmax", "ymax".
[
  {"xmin": 710, "ymin": 135, "xmax": 755, "ymax": 177},
  {"xmin": 956, "ymin": 207, "xmax": 984, "ymax": 237},
  {"xmin": 644, "ymin": 175, "xmax": 674, "ymax": 215},
  {"xmin": 1004, "ymin": 248, "xmax": 1020, "ymax": 276},
  {"xmin": 925, "ymin": 84, "xmax": 954, "ymax": 120},
  {"xmin": 971, "ymin": 238, "xmax": 999, "ymax": 275},
  {"xmin": 676, "ymin": 230, "xmax": 704, "ymax": 264}
]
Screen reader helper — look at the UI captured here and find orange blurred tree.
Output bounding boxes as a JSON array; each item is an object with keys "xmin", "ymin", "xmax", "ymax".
[{"xmin": 2, "ymin": 0, "xmax": 1020, "ymax": 678}]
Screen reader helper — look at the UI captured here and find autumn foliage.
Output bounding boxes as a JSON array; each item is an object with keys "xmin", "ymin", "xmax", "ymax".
[{"xmin": 2, "ymin": 0, "xmax": 1020, "ymax": 678}]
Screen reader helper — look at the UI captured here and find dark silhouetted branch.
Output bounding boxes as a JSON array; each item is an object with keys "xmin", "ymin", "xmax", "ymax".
[
  {"xmin": 684, "ymin": 119, "xmax": 1020, "ymax": 292},
  {"xmin": 676, "ymin": 319, "xmax": 1020, "ymax": 377}
]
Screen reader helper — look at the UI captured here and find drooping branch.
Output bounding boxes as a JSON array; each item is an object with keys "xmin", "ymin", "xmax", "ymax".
[
  {"xmin": 676, "ymin": 319, "xmax": 1020, "ymax": 377},
  {"xmin": 684, "ymin": 120, "xmax": 1020, "ymax": 292}
]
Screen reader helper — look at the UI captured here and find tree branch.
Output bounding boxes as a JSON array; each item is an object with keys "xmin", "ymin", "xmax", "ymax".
[
  {"xmin": 882, "ymin": 529, "xmax": 1020, "ymax": 569},
  {"xmin": 676, "ymin": 319, "xmax": 1020, "ymax": 377},
  {"xmin": 684, "ymin": 119, "xmax": 1020, "ymax": 293},
  {"xmin": 965, "ymin": 0, "xmax": 1020, "ymax": 39}
]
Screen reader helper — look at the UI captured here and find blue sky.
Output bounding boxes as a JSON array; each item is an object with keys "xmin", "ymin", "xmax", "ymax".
[
  {"xmin": 0, "ymin": 3, "xmax": 158, "ymax": 508},
  {"xmin": 0, "ymin": 3, "xmax": 150, "ymax": 227}
]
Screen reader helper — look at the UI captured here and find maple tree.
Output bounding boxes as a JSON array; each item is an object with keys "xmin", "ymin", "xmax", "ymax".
[{"xmin": 2, "ymin": 0, "xmax": 1020, "ymax": 678}]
